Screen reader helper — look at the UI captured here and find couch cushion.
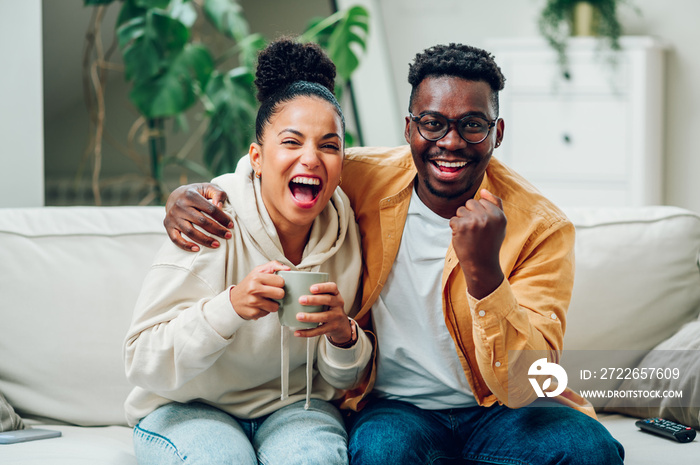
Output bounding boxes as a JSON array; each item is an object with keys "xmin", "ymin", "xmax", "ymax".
[
  {"xmin": 602, "ymin": 318, "xmax": 700, "ymax": 428},
  {"xmin": 561, "ymin": 206, "xmax": 700, "ymax": 388},
  {"xmin": 0, "ymin": 424, "xmax": 135, "ymax": 464},
  {"xmin": 0, "ymin": 207, "xmax": 166, "ymax": 426}
]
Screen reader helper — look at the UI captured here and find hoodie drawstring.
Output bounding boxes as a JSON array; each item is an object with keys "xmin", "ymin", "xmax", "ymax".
[
  {"xmin": 280, "ymin": 326, "xmax": 315, "ymax": 410},
  {"xmin": 305, "ymin": 337, "xmax": 313, "ymax": 410},
  {"xmin": 280, "ymin": 326, "xmax": 289, "ymax": 401}
]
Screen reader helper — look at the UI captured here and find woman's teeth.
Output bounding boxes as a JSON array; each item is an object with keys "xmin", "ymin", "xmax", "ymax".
[{"xmin": 291, "ymin": 176, "xmax": 320, "ymax": 185}]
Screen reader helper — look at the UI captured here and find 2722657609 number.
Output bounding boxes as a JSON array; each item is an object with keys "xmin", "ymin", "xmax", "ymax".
[{"xmin": 595, "ymin": 367, "xmax": 680, "ymax": 380}]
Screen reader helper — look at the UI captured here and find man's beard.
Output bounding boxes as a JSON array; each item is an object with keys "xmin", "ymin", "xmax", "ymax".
[{"xmin": 420, "ymin": 175, "xmax": 472, "ymax": 200}]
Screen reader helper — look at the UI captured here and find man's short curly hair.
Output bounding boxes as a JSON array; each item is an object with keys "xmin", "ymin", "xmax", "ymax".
[{"xmin": 407, "ymin": 43, "xmax": 506, "ymax": 115}]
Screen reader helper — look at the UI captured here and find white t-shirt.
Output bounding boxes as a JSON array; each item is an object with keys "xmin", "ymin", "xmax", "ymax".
[{"xmin": 371, "ymin": 187, "xmax": 478, "ymax": 409}]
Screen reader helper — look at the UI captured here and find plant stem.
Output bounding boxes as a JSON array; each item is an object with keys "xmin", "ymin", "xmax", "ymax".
[
  {"xmin": 147, "ymin": 118, "xmax": 166, "ymax": 204},
  {"xmin": 89, "ymin": 6, "xmax": 107, "ymax": 206}
]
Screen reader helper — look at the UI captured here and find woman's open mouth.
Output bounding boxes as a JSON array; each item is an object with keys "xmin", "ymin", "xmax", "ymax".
[{"xmin": 289, "ymin": 175, "xmax": 322, "ymax": 208}]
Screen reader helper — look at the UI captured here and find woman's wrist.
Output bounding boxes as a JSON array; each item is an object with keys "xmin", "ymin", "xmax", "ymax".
[{"xmin": 327, "ymin": 318, "xmax": 357, "ymax": 349}]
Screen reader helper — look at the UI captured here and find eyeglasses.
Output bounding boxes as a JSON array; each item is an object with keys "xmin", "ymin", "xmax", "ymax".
[{"xmin": 409, "ymin": 112, "xmax": 496, "ymax": 144}]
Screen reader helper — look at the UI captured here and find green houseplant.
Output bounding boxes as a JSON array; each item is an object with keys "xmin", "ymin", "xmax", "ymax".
[
  {"xmin": 537, "ymin": 0, "xmax": 635, "ymax": 78},
  {"xmin": 83, "ymin": 0, "xmax": 369, "ymax": 205}
]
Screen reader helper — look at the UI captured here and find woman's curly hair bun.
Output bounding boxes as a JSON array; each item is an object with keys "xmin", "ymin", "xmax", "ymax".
[{"xmin": 254, "ymin": 38, "xmax": 336, "ymax": 103}]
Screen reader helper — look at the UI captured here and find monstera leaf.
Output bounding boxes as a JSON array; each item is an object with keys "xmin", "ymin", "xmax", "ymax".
[
  {"xmin": 302, "ymin": 5, "xmax": 369, "ymax": 82},
  {"xmin": 135, "ymin": 0, "xmax": 171, "ymax": 8},
  {"xmin": 117, "ymin": 1, "xmax": 211, "ymax": 117},
  {"xmin": 129, "ymin": 43, "xmax": 214, "ymax": 118},
  {"xmin": 202, "ymin": 0, "xmax": 249, "ymax": 41},
  {"xmin": 235, "ymin": 33, "xmax": 267, "ymax": 71},
  {"xmin": 202, "ymin": 67, "xmax": 258, "ymax": 175}
]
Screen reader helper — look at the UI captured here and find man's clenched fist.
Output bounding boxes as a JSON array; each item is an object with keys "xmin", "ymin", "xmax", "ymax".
[{"xmin": 449, "ymin": 189, "xmax": 506, "ymax": 299}]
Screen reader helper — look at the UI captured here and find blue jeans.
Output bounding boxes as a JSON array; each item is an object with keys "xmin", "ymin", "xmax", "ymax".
[
  {"xmin": 347, "ymin": 398, "xmax": 624, "ymax": 465},
  {"xmin": 133, "ymin": 400, "xmax": 348, "ymax": 465}
]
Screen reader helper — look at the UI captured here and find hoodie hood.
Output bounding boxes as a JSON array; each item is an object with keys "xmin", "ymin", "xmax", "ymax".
[{"xmin": 216, "ymin": 166, "xmax": 352, "ymax": 273}]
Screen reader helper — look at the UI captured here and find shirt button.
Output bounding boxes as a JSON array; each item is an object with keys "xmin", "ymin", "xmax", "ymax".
[
  {"xmin": 478, "ymin": 310, "xmax": 486, "ymax": 317},
  {"xmin": 495, "ymin": 361, "xmax": 502, "ymax": 368}
]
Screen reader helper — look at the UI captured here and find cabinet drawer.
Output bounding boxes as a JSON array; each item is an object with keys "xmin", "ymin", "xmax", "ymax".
[
  {"xmin": 503, "ymin": 53, "xmax": 628, "ymax": 95},
  {"xmin": 504, "ymin": 96, "xmax": 628, "ymax": 181}
]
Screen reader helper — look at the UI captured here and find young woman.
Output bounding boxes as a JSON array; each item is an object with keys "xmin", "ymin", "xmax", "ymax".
[{"xmin": 124, "ymin": 38, "xmax": 370, "ymax": 465}]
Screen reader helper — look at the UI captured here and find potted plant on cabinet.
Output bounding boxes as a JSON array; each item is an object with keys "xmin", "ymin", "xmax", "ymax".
[{"xmin": 537, "ymin": 0, "xmax": 636, "ymax": 78}]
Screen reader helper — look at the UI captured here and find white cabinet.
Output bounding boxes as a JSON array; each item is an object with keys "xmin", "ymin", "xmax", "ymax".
[{"xmin": 485, "ymin": 37, "xmax": 666, "ymax": 207}]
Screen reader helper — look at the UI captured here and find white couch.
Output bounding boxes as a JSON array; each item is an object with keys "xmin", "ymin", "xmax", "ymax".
[{"xmin": 0, "ymin": 205, "xmax": 699, "ymax": 464}]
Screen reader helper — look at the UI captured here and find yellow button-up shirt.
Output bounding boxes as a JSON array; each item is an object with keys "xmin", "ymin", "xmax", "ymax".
[{"xmin": 339, "ymin": 145, "xmax": 594, "ymax": 417}]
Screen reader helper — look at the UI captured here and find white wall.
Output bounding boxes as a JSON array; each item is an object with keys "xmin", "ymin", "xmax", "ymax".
[
  {"xmin": 336, "ymin": 0, "xmax": 404, "ymax": 147},
  {"xmin": 0, "ymin": 0, "xmax": 44, "ymax": 207},
  {"xmin": 370, "ymin": 0, "xmax": 700, "ymax": 214}
]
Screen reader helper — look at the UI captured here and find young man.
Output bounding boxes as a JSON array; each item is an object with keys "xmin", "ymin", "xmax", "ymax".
[{"xmin": 163, "ymin": 43, "xmax": 624, "ymax": 464}]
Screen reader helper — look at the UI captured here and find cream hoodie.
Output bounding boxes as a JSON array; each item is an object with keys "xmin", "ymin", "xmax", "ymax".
[{"xmin": 123, "ymin": 165, "xmax": 369, "ymax": 426}]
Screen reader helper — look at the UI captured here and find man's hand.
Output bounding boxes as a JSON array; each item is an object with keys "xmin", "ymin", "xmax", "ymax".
[
  {"xmin": 229, "ymin": 261, "xmax": 290, "ymax": 320},
  {"xmin": 164, "ymin": 183, "xmax": 233, "ymax": 252},
  {"xmin": 449, "ymin": 189, "xmax": 507, "ymax": 300}
]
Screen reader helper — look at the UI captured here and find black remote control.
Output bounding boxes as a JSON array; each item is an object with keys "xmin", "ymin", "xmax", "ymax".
[{"xmin": 635, "ymin": 417, "xmax": 697, "ymax": 443}]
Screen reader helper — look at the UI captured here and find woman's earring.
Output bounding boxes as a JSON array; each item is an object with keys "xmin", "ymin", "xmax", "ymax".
[
  {"xmin": 339, "ymin": 176, "xmax": 342, "ymax": 184},
  {"xmin": 255, "ymin": 171, "xmax": 261, "ymax": 179}
]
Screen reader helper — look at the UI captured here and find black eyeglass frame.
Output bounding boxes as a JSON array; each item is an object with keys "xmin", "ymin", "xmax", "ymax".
[{"xmin": 408, "ymin": 112, "xmax": 497, "ymax": 144}]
